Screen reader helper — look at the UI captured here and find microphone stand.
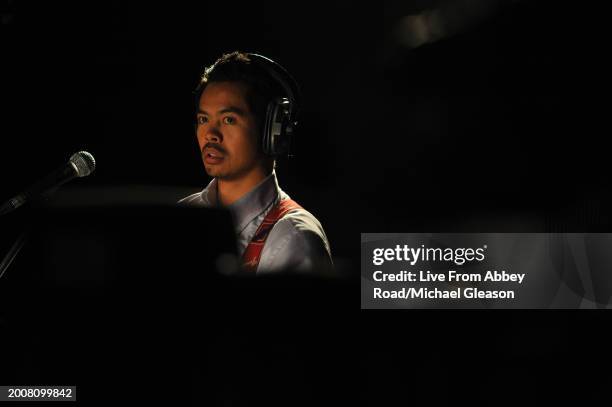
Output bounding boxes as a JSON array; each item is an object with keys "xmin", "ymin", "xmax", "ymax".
[
  {"xmin": 0, "ymin": 194, "xmax": 44, "ymax": 280},
  {"xmin": 0, "ymin": 227, "xmax": 29, "ymax": 280}
]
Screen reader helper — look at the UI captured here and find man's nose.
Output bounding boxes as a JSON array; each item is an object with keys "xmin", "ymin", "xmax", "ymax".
[{"xmin": 205, "ymin": 123, "xmax": 223, "ymax": 143}]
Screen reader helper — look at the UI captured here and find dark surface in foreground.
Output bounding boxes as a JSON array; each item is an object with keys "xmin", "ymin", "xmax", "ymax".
[
  {"xmin": 0, "ymin": 205, "xmax": 609, "ymax": 405},
  {"xmin": 1, "ymin": 277, "xmax": 610, "ymax": 406}
]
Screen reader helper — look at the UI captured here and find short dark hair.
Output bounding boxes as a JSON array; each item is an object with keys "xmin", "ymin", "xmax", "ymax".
[{"xmin": 195, "ymin": 51, "xmax": 284, "ymax": 130}]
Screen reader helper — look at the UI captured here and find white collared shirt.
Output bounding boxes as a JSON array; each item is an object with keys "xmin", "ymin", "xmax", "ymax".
[{"xmin": 179, "ymin": 171, "xmax": 333, "ymax": 274}]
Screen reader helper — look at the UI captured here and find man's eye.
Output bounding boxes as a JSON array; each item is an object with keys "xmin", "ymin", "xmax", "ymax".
[
  {"xmin": 223, "ymin": 116, "xmax": 236, "ymax": 125},
  {"xmin": 197, "ymin": 116, "xmax": 208, "ymax": 125}
]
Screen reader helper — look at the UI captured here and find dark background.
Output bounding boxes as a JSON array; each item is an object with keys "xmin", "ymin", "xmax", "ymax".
[
  {"xmin": 1, "ymin": 0, "xmax": 611, "ymax": 404},
  {"xmin": 2, "ymin": 0, "xmax": 611, "ymax": 262}
]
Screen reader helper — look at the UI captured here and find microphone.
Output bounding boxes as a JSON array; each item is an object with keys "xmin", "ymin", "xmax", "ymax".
[{"xmin": 0, "ymin": 151, "xmax": 96, "ymax": 216}]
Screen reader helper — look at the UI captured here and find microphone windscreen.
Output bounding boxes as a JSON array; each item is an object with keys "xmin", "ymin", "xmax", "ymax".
[{"xmin": 70, "ymin": 151, "xmax": 96, "ymax": 177}]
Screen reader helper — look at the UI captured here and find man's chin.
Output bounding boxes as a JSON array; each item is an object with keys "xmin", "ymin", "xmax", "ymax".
[{"xmin": 203, "ymin": 165, "xmax": 221, "ymax": 178}]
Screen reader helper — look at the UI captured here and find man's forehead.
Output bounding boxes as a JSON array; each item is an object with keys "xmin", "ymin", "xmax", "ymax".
[{"xmin": 199, "ymin": 81, "xmax": 250, "ymax": 109}]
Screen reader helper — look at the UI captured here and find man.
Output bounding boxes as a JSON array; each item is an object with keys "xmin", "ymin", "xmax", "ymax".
[{"xmin": 180, "ymin": 51, "xmax": 332, "ymax": 274}]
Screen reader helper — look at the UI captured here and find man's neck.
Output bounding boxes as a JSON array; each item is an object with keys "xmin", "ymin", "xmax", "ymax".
[{"xmin": 217, "ymin": 168, "xmax": 272, "ymax": 207}]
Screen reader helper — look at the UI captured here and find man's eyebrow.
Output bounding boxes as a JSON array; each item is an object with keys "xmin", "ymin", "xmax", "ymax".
[{"xmin": 197, "ymin": 107, "xmax": 246, "ymax": 115}]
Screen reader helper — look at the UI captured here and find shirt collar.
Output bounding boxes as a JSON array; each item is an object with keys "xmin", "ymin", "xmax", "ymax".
[
  {"xmin": 201, "ymin": 171, "xmax": 281, "ymax": 232},
  {"xmin": 200, "ymin": 177, "xmax": 218, "ymax": 206}
]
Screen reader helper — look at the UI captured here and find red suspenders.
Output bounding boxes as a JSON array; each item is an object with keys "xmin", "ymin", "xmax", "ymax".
[{"xmin": 241, "ymin": 198, "xmax": 303, "ymax": 272}]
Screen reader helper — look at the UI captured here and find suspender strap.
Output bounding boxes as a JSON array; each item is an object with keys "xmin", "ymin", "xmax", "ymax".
[{"xmin": 241, "ymin": 198, "xmax": 303, "ymax": 272}]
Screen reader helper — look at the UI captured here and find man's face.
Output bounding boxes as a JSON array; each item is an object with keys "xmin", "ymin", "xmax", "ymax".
[{"xmin": 196, "ymin": 81, "xmax": 263, "ymax": 180}]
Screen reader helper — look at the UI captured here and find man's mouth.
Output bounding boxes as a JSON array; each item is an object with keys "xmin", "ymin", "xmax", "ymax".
[{"xmin": 204, "ymin": 148, "xmax": 225, "ymax": 164}]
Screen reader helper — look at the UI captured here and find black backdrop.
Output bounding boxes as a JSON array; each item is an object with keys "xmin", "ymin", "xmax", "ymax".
[
  {"xmin": 3, "ymin": 1, "xmax": 612, "ymax": 262},
  {"xmin": 1, "ymin": 0, "xmax": 611, "ymax": 404}
]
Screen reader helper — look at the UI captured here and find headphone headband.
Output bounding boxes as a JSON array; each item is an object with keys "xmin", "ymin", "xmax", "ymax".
[{"xmin": 246, "ymin": 53, "xmax": 302, "ymax": 123}]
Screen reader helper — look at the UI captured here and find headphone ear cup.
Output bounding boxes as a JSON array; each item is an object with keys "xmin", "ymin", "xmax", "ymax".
[{"xmin": 262, "ymin": 98, "xmax": 293, "ymax": 156}]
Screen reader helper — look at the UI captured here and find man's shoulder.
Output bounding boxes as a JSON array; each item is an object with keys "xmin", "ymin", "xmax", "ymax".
[
  {"xmin": 279, "ymin": 208, "xmax": 326, "ymax": 237},
  {"xmin": 258, "ymin": 206, "xmax": 332, "ymax": 273},
  {"xmin": 268, "ymin": 206, "xmax": 331, "ymax": 257}
]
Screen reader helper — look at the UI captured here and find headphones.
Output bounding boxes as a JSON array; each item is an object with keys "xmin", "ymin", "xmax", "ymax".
[{"xmin": 196, "ymin": 52, "xmax": 302, "ymax": 157}]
